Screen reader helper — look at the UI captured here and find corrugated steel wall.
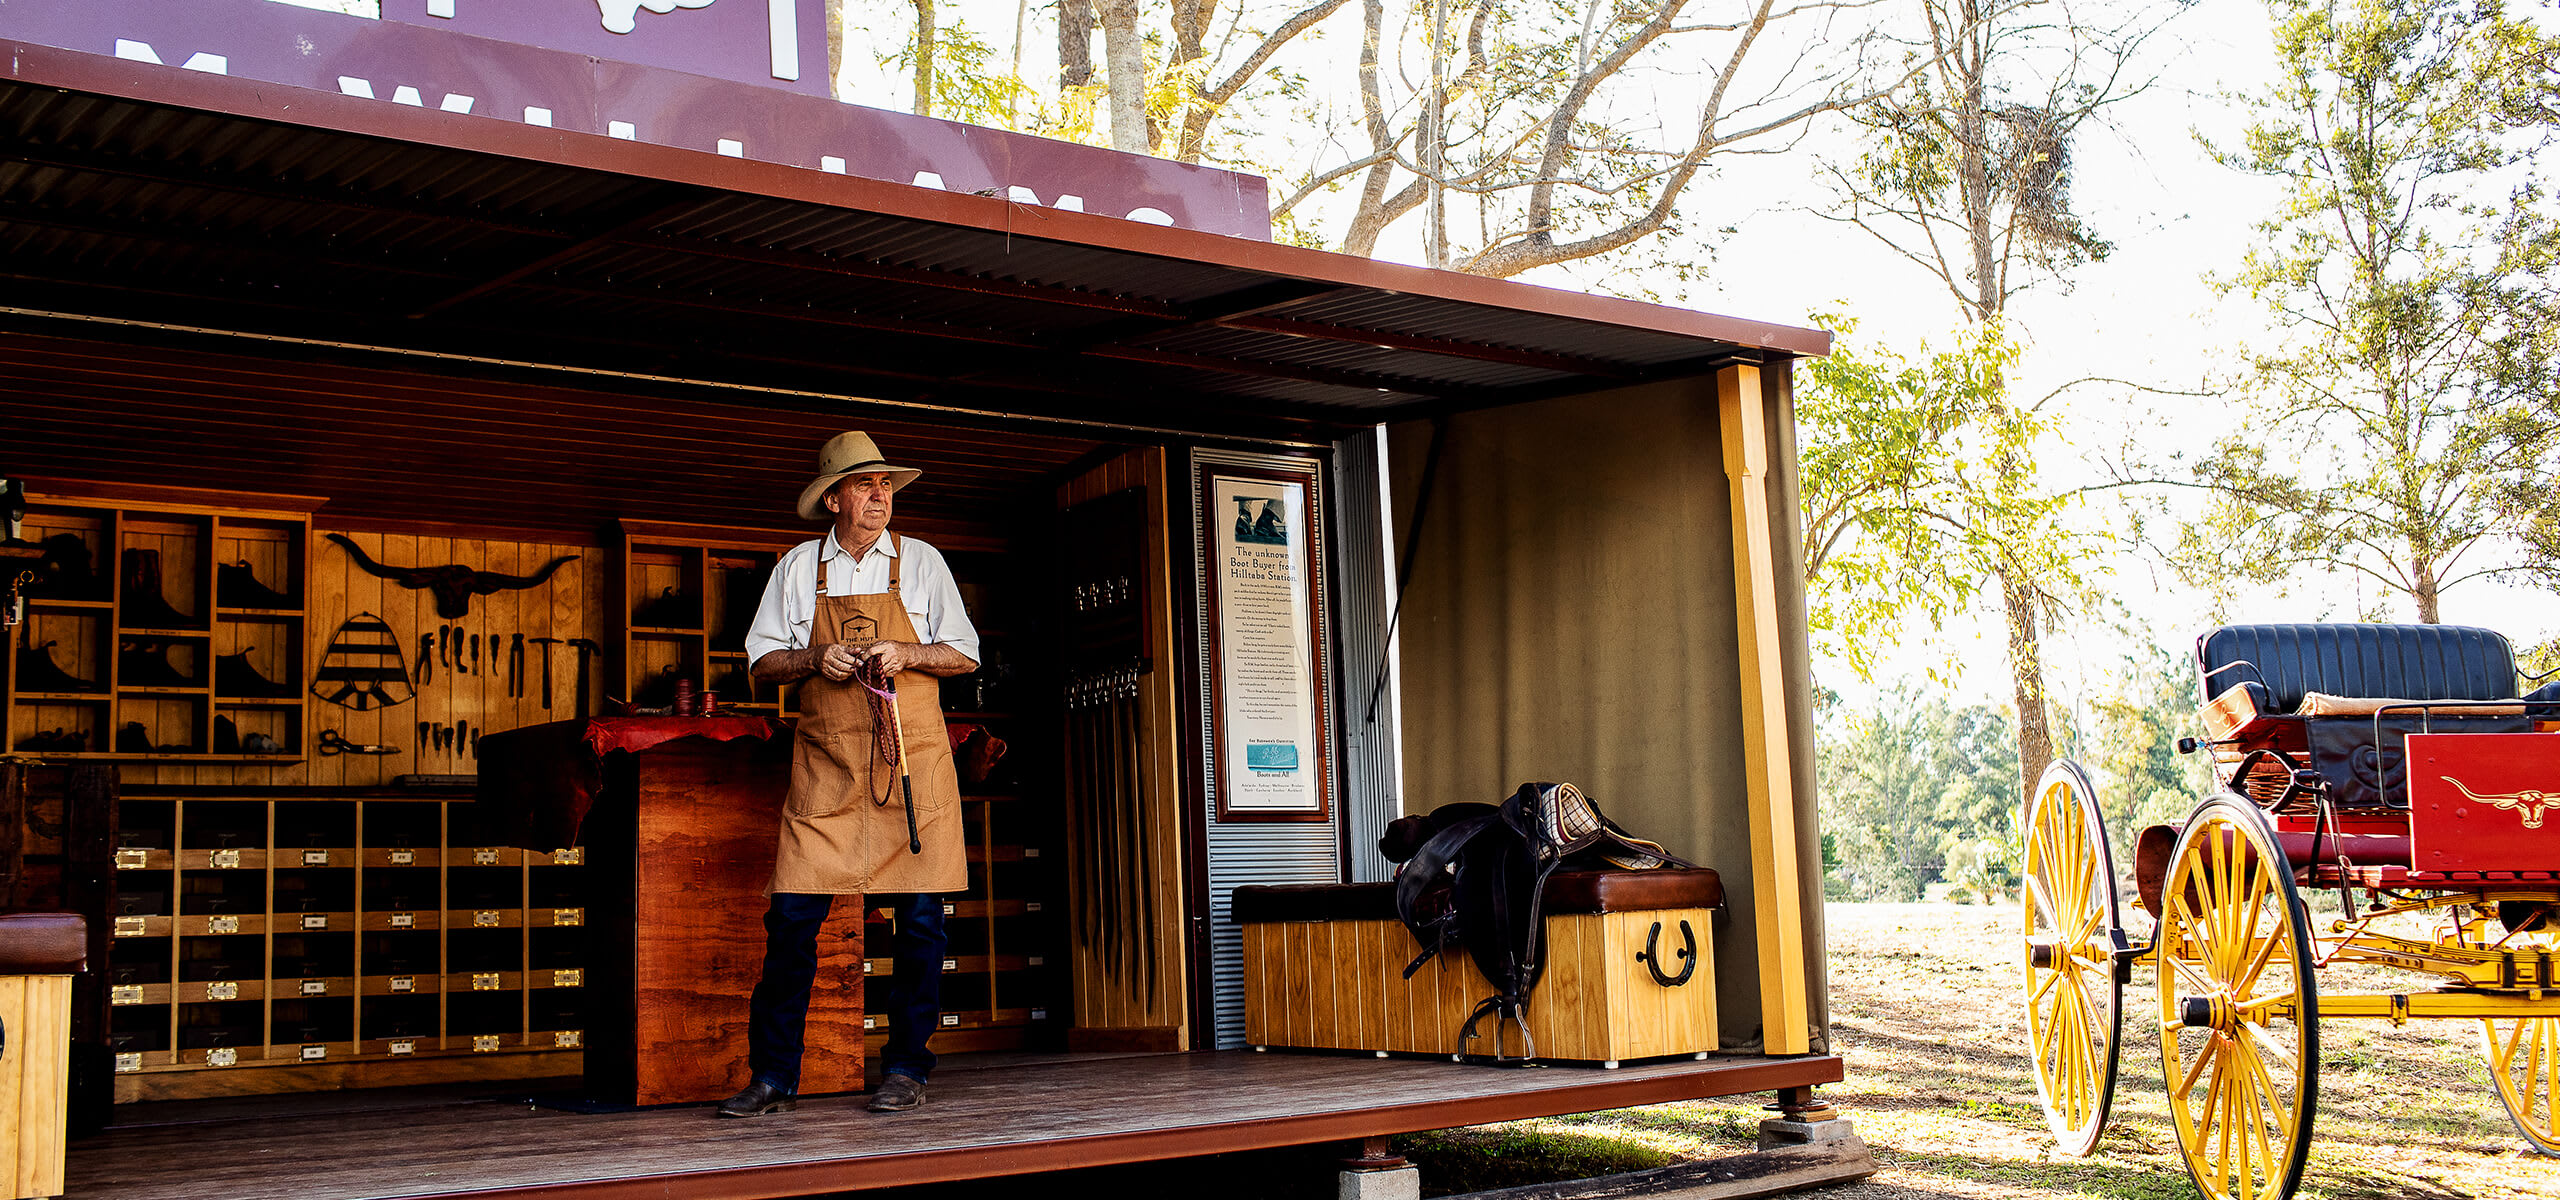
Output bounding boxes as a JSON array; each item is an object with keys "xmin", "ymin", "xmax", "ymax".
[
  {"xmin": 1329, "ymin": 428, "xmax": 1402, "ymax": 887},
  {"xmin": 1189, "ymin": 448, "xmax": 1349, "ymax": 1050}
]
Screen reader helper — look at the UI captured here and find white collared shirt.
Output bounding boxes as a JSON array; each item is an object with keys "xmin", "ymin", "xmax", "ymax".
[{"xmin": 743, "ymin": 530, "xmax": 980, "ymax": 669}]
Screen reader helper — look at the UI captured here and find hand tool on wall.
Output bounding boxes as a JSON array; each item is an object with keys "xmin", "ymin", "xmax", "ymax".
[
  {"xmin": 528, "ymin": 637, "xmax": 561, "ymax": 709},
  {"xmin": 317, "ymin": 730, "xmax": 400, "ymax": 756},
  {"xmin": 416, "ymin": 634, "xmax": 434, "ymax": 686},
  {"xmin": 508, "ymin": 634, "xmax": 525, "ymax": 699},
  {"xmin": 439, "ymin": 626, "xmax": 452, "ymax": 671},
  {"xmin": 453, "ymin": 720, "xmax": 467, "ymax": 754},
  {"xmin": 418, "ymin": 720, "xmax": 432, "ymax": 760},
  {"xmin": 469, "ymin": 729, "xmax": 480, "ymax": 758},
  {"xmin": 567, "ymin": 638, "xmax": 602, "ymax": 717},
  {"xmin": 469, "ymin": 633, "xmax": 480, "ymax": 675}
]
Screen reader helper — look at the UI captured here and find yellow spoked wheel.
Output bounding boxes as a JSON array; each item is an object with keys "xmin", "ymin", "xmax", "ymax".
[
  {"xmin": 2021, "ymin": 758, "xmax": 2124, "ymax": 1155},
  {"xmin": 2156, "ymin": 795, "xmax": 2317, "ymax": 1200},
  {"xmin": 2482, "ymin": 924, "xmax": 2560, "ymax": 1155},
  {"xmin": 2481, "ymin": 1016, "xmax": 2560, "ymax": 1154}
]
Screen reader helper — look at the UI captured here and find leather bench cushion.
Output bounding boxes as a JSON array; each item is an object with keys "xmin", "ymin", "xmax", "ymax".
[
  {"xmin": 0, "ymin": 912, "xmax": 87, "ymax": 975},
  {"xmin": 2198, "ymin": 623, "xmax": 2518, "ymax": 715},
  {"xmin": 1233, "ymin": 869, "xmax": 1723, "ymax": 924}
]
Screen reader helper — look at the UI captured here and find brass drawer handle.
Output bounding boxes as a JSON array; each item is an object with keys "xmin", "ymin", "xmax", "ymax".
[{"xmin": 1638, "ymin": 919, "xmax": 1698, "ymax": 987}]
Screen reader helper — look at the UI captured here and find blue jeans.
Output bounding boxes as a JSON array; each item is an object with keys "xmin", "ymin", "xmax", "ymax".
[{"xmin": 746, "ymin": 892, "xmax": 944, "ymax": 1093}]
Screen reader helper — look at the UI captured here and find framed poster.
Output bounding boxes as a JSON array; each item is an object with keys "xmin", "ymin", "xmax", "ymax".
[{"xmin": 1195, "ymin": 457, "xmax": 1333, "ymax": 822}]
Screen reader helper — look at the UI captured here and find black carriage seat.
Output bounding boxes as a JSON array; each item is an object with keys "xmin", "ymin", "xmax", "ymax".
[{"xmin": 2196, "ymin": 623, "xmax": 2539, "ymax": 808}]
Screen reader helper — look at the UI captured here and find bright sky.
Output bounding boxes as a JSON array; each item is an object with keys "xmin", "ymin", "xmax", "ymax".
[{"xmin": 275, "ymin": 0, "xmax": 2560, "ymax": 707}]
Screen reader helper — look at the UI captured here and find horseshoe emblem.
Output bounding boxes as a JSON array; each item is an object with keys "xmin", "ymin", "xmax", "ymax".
[{"xmin": 1637, "ymin": 919, "xmax": 1698, "ymax": 987}]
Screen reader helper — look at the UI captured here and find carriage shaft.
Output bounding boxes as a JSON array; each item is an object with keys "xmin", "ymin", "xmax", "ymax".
[{"xmin": 2319, "ymin": 991, "xmax": 2560, "ymax": 1022}]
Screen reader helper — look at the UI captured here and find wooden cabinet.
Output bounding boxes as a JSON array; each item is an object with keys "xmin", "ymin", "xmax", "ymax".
[
  {"xmin": 106, "ymin": 790, "xmax": 585, "ymax": 1099},
  {"xmin": 7, "ymin": 487, "xmax": 318, "ymax": 762}
]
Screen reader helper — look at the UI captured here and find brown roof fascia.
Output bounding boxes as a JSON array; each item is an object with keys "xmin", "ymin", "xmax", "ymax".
[{"xmin": 1, "ymin": 41, "xmax": 1832, "ymax": 361}]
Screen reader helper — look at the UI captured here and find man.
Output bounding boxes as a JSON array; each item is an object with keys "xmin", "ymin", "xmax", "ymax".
[{"xmin": 720, "ymin": 430, "xmax": 978, "ymax": 1117}]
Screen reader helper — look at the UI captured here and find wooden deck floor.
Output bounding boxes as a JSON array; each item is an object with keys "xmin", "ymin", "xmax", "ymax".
[{"xmin": 68, "ymin": 1050, "xmax": 1842, "ymax": 1200}]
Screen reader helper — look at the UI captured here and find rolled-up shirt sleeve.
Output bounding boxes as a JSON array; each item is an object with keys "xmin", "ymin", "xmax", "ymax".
[
  {"xmin": 742, "ymin": 542, "xmax": 812, "ymax": 670},
  {"xmin": 905, "ymin": 541, "xmax": 980, "ymax": 665}
]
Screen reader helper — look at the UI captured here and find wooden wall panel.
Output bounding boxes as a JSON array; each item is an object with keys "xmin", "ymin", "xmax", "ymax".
[{"xmin": 114, "ymin": 530, "xmax": 606, "ymax": 790}]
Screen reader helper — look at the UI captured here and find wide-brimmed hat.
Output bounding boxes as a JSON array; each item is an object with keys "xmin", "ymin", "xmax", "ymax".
[{"xmin": 795, "ymin": 431, "xmax": 922, "ymax": 521}]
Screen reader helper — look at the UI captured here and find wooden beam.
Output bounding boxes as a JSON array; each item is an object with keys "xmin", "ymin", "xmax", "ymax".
[{"xmin": 1717, "ymin": 363, "xmax": 1811, "ymax": 1056}]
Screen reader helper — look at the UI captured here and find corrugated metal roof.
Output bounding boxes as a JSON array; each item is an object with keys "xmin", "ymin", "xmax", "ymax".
[{"xmin": 0, "ymin": 66, "xmax": 1824, "ymax": 442}]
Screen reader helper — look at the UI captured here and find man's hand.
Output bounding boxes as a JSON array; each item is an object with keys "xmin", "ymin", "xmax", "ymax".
[
  {"xmin": 858, "ymin": 639, "xmax": 978, "ymax": 679},
  {"xmin": 819, "ymin": 643, "xmax": 865, "ymax": 682}
]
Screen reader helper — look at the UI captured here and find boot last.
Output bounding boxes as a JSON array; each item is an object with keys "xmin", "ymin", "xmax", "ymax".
[
  {"xmin": 216, "ymin": 650, "xmax": 294, "ymax": 698},
  {"xmin": 26, "ymin": 534, "xmax": 99, "ymax": 601},
  {"xmin": 120, "ymin": 640, "xmax": 200, "ymax": 688},
  {"xmin": 213, "ymin": 715, "xmax": 241, "ymax": 755},
  {"xmin": 217, "ymin": 560, "xmax": 293, "ymax": 610},
  {"xmin": 120, "ymin": 548, "xmax": 200, "ymax": 629},
  {"xmin": 116, "ymin": 722, "xmax": 156, "ymax": 754},
  {"xmin": 15, "ymin": 640, "xmax": 100, "ymax": 693}
]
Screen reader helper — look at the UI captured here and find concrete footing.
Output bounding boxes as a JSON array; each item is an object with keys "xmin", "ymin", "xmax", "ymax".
[
  {"xmin": 1756, "ymin": 1115, "xmax": 1858, "ymax": 1151},
  {"xmin": 1338, "ymin": 1164, "xmax": 1422, "ymax": 1200}
]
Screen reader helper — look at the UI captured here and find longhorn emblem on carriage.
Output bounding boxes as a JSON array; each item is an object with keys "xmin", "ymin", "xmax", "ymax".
[{"xmin": 2439, "ymin": 775, "xmax": 2556, "ymax": 830}]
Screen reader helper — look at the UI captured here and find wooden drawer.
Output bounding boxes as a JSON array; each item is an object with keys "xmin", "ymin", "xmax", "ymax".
[{"xmin": 1242, "ymin": 909, "xmax": 1716, "ymax": 1065}]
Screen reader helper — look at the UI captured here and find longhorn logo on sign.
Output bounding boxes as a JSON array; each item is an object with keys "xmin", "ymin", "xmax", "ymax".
[{"xmin": 2440, "ymin": 776, "xmax": 2556, "ymax": 830}]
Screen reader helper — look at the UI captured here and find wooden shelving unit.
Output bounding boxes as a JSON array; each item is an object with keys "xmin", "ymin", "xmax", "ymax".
[
  {"xmin": 107, "ymin": 790, "xmax": 587, "ymax": 1097},
  {"xmin": 8, "ymin": 487, "xmax": 319, "ymax": 761},
  {"xmin": 613, "ymin": 520, "xmax": 807, "ymax": 716}
]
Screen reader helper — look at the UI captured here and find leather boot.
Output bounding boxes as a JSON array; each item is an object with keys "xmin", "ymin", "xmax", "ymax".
[
  {"xmin": 216, "ymin": 650, "xmax": 294, "ymax": 698},
  {"xmin": 716, "ymin": 1080, "xmax": 796, "ymax": 1118},
  {"xmin": 115, "ymin": 722, "xmax": 156, "ymax": 754},
  {"xmin": 635, "ymin": 586, "xmax": 697, "ymax": 629},
  {"xmin": 212, "ymin": 715, "xmax": 241, "ymax": 755},
  {"xmin": 121, "ymin": 549, "xmax": 199, "ymax": 629},
  {"xmin": 26, "ymin": 534, "xmax": 99, "ymax": 600},
  {"xmin": 120, "ymin": 639, "xmax": 200, "ymax": 688},
  {"xmin": 217, "ymin": 560, "xmax": 293, "ymax": 610},
  {"xmin": 15, "ymin": 640, "xmax": 100, "ymax": 693}
]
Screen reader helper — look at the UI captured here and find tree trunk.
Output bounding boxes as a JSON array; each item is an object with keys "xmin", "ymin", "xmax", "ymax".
[
  {"xmin": 2003, "ymin": 567, "xmax": 2053, "ymax": 805},
  {"xmin": 1059, "ymin": 0, "xmax": 1095, "ymax": 89},
  {"xmin": 913, "ymin": 0, "xmax": 937, "ymax": 117},
  {"xmin": 1097, "ymin": 0, "xmax": 1151, "ymax": 153},
  {"xmin": 2413, "ymin": 556, "xmax": 2441, "ymax": 623}
]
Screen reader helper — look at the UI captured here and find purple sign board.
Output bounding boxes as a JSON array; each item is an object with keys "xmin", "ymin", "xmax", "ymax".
[
  {"xmin": 380, "ymin": 0, "xmax": 829, "ymax": 98},
  {"xmin": 0, "ymin": 0, "xmax": 1272, "ymax": 238}
]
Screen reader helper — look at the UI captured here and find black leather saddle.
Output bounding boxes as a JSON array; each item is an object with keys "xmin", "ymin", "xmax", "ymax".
[{"xmin": 1386, "ymin": 782, "xmax": 1692, "ymax": 1063}]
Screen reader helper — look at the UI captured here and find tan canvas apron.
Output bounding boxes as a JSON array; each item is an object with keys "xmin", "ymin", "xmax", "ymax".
[{"xmin": 767, "ymin": 533, "xmax": 966, "ymax": 895}]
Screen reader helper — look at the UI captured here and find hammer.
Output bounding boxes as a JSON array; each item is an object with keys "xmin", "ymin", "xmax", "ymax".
[
  {"xmin": 567, "ymin": 638, "xmax": 603, "ymax": 717},
  {"xmin": 528, "ymin": 637, "xmax": 562, "ymax": 709}
]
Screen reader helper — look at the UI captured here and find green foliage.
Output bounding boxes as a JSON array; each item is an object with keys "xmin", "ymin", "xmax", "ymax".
[
  {"xmin": 885, "ymin": 21, "xmax": 1034, "ymax": 132},
  {"xmin": 2054, "ymin": 645, "xmax": 2216, "ymax": 866},
  {"xmin": 1797, "ymin": 315, "xmax": 2086, "ymax": 681},
  {"xmin": 2173, "ymin": 0, "xmax": 2560, "ymax": 622},
  {"xmin": 1816, "ymin": 684, "xmax": 2021, "ymax": 901}
]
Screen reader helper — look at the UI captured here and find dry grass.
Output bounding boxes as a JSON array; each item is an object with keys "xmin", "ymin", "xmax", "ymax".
[{"xmin": 1403, "ymin": 901, "xmax": 2560, "ymax": 1199}]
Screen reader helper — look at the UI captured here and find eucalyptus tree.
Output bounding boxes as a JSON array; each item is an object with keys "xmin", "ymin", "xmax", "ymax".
[
  {"xmin": 2171, "ymin": 0, "xmax": 2560, "ymax": 623},
  {"xmin": 1818, "ymin": 0, "xmax": 2173, "ymax": 800},
  {"xmin": 1270, "ymin": 0, "xmax": 1915, "ymax": 272}
]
